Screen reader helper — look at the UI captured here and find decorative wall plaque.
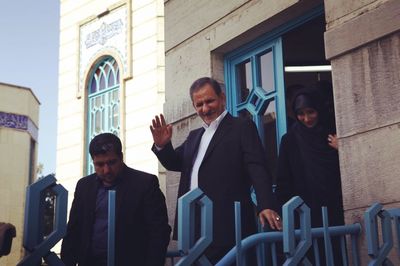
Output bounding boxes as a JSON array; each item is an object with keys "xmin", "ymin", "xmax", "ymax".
[{"xmin": 78, "ymin": 5, "xmax": 128, "ymax": 97}]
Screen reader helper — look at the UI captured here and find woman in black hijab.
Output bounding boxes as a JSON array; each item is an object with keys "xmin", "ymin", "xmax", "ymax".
[{"xmin": 275, "ymin": 88, "xmax": 344, "ymax": 263}]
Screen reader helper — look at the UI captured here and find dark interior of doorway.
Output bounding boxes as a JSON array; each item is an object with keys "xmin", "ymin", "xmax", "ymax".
[
  {"xmin": 265, "ymin": 15, "xmax": 334, "ymax": 184},
  {"xmin": 283, "ymin": 15, "xmax": 331, "ymax": 87},
  {"xmin": 282, "ymin": 15, "xmax": 333, "ymax": 127}
]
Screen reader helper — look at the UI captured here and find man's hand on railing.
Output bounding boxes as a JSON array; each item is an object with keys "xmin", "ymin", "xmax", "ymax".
[{"xmin": 259, "ymin": 209, "xmax": 282, "ymax": 231}]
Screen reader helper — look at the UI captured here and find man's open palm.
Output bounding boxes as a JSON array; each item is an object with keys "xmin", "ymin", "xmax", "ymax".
[{"xmin": 150, "ymin": 114, "xmax": 172, "ymax": 148}]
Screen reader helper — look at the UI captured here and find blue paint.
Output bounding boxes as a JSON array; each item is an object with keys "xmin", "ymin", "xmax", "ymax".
[
  {"xmin": 18, "ymin": 174, "xmax": 67, "ymax": 266},
  {"xmin": 282, "ymin": 196, "xmax": 312, "ymax": 266},
  {"xmin": 322, "ymin": 207, "xmax": 334, "ymax": 266},
  {"xmin": 216, "ymin": 197, "xmax": 363, "ymax": 266},
  {"xmin": 86, "ymin": 56, "xmax": 121, "ymax": 174},
  {"xmin": 387, "ymin": 208, "xmax": 400, "ymax": 259},
  {"xmin": 364, "ymin": 203, "xmax": 394, "ymax": 265},
  {"xmin": 177, "ymin": 188, "xmax": 213, "ymax": 266},
  {"xmin": 107, "ymin": 190, "xmax": 116, "ymax": 266},
  {"xmin": 234, "ymin": 202, "xmax": 244, "ymax": 266}
]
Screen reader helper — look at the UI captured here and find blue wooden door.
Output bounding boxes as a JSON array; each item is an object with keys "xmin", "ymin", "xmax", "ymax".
[{"xmin": 225, "ymin": 37, "xmax": 286, "ymax": 181}]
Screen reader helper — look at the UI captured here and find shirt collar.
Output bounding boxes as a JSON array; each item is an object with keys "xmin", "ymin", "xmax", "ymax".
[{"xmin": 202, "ymin": 110, "xmax": 227, "ymax": 130}]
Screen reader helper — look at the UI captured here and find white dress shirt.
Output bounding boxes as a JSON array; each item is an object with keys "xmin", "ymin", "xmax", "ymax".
[{"xmin": 190, "ymin": 110, "xmax": 227, "ymax": 190}]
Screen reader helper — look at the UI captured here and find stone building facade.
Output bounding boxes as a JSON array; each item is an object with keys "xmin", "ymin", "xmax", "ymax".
[
  {"xmin": 163, "ymin": 0, "xmax": 400, "ymax": 262},
  {"xmin": 56, "ymin": 0, "xmax": 166, "ymax": 208}
]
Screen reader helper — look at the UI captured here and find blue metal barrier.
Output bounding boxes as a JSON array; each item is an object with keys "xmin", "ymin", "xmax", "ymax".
[
  {"xmin": 387, "ymin": 208, "xmax": 400, "ymax": 259},
  {"xmin": 282, "ymin": 196, "xmax": 312, "ymax": 266},
  {"xmin": 176, "ymin": 188, "xmax": 213, "ymax": 265},
  {"xmin": 365, "ymin": 203, "xmax": 394, "ymax": 266},
  {"xmin": 18, "ymin": 174, "xmax": 68, "ymax": 266},
  {"xmin": 215, "ymin": 225, "xmax": 362, "ymax": 266},
  {"xmin": 18, "ymin": 177, "xmax": 400, "ymax": 265},
  {"xmin": 165, "ymin": 250, "xmax": 184, "ymax": 265},
  {"xmin": 169, "ymin": 195, "xmax": 400, "ymax": 266},
  {"xmin": 108, "ymin": 190, "xmax": 116, "ymax": 266},
  {"xmin": 215, "ymin": 196, "xmax": 362, "ymax": 266}
]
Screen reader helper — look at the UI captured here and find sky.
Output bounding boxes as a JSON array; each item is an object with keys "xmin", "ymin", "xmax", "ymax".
[{"xmin": 0, "ymin": 0, "xmax": 60, "ymax": 176}]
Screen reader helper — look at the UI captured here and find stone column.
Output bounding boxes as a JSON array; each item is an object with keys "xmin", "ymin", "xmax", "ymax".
[{"xmin": 324, "ymin": 0, "xmax": 400, "ymax": 263}]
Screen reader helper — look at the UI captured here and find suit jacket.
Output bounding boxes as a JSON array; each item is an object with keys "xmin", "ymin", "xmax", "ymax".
[
  {"xmin": 61, "ymin": 165, "xmax": 171, "ymax": 266},
  {"xmin": 153, "ymin": 113, "xmax": 274, "ymax": 246}
]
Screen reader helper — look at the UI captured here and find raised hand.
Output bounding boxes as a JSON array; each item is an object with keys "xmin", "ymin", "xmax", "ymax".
[{"xmin": 150, "ymin": 114, "xmax": 173, "ymax": 148}]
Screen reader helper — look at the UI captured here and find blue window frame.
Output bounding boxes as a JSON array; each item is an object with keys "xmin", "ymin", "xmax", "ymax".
[
  {"xmin": 87, "ymin": 56, "xmax": 120, "ymax": 174},
  {"xmin": 225, "ymin": 38, "xmax": 285, "ymax": 183},
  {"xmin": 224, "ymin": 6, "xmax": 324, "ymax": 181},
  {"xmin": 225, "ymin": 37, "xmax": 286, "ymax": 145}
]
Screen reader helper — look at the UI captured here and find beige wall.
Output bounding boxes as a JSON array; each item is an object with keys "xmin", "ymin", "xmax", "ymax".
[
  {"xmin": 325, "ymin": 0, "xmax": 400, "ymax": 263},
  {"xmin": 57, "ymin": 0, "xmax": 165, "ymax": 205},
  {"xmin": 0, "ymin": 84, "xmax": 40, "ymax": 125},
  {"xmin": 0, "ymin": 83, "xmax": 39, "ymax": 265}
]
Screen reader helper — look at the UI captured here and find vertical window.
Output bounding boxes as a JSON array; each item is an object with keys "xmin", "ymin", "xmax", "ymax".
[
  {"xmin": 225, "ymin": 38, "xmax": 286, "ymax": 181},
  {"xmin": 87, "ymin": 57, "xmax": 120, "ymax": 174}
]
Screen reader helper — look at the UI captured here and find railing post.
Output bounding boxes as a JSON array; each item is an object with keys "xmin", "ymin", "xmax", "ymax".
[
  {"xmin": 108, "ymin": 190, "xmax": 116, "ymax": 266},
  {"xmin": 364, "ymin": 203, "xmax": 394, "ymax": 266},
  {"xmin": 386, "ymin": 208, "xmax": 400, "ymax": 259},
  {"xmin": 176, "ymin": 188, "xmax": 213, "ymax": 266},
  {"xmin": 322, "ymin": 207, "xmax": 334, "ymax": 266},
  {"xmin": 234, "ymin": 201, "xmax": 245, "ymax": 266},
  {"xmin": 18, "ymin": 174, "xmax": 68, "ymax": 266},
  {"xmin": 282, "ymin": 196, "xmax": 312, "ymax": 266}
]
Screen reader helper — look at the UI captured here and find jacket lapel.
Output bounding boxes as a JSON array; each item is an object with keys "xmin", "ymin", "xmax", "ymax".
[
  {"xmin": 188, "ymin": 127, "xmax": 205, "ymax": 163},
  {"xmin": 86, "ymin": 176, "xmax": 99, "ymax": 226},
  {"xmin": 115, "ymin": 166, "xmax": 129, "ymax": 218},
  {"xmin": 202, "ymin": 113, "xmax": 233, "ymax": 162}
]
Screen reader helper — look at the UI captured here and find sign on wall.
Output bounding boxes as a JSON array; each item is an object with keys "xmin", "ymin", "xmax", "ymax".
[
  {"xmin": 0, "ymin": 111, "xmax": 38, "ymax": 141},
  {"xmin": 78, "ymin": 5, "xmax": 129, "ymax": 97}
]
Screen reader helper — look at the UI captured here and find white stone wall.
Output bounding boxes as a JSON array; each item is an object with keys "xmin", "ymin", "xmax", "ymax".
[
  {"xmin": 57, "ymin": 0, "xmax": 166, "ymax": 240},
  {"xmin": 324, "ymin": 0, "xmax": 400, "ymax": 263}
]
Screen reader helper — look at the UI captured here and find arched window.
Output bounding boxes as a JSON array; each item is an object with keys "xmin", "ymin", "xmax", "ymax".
[{"xmin": 87, "ymin": 56, "xmax": 120, "ymax": 174}]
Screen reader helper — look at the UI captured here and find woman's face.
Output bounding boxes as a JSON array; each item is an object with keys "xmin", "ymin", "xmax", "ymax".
[{"xmin": 296, "ymin": 107, "xmax": 319, "ymax": 128}]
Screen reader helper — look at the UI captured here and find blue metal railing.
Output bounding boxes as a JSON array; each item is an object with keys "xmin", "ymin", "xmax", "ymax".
[
  {"xmin": 215, "ymin": 225, "xmax": 362, "ymax": 266},
  {"xmin": 107, "ymin": 190, "xmax": 116, "ymax": 266},
  {"xmin": 17, "ymin": 178, "xmax": 400, "ymax": 265},
  {"xmin": 18, "ymin": 174, "xmax": 67, "ymax": 266},
  {"xmin": 216, "ymin": 196, "xmax": 362, "ymax": 266},
  {"xmin": 172, "ymin": 190, "xmax": 400, "ymax": 265},
  {"xmin": 387, "ymin": 208, "xmax": 400, "ymax": 258}
]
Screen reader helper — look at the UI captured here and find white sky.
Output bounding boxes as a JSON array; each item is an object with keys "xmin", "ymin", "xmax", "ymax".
[{"xmin": 0, "ymin": 0, "xmax": 60, "ymax": 176}]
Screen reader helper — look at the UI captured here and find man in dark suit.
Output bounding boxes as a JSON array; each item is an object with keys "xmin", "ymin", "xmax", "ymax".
[
  {"xmin": 61, "ymin": 133, "xmax": 171, "ymax": 266},
  {"xmin": 150, "ymin": 77, "xmax": 281, "ymax": 263}
]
